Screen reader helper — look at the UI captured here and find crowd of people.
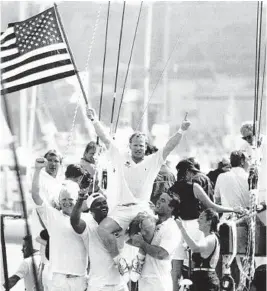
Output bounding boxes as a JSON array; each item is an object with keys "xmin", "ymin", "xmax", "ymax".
[{"xmin": 3, "ymin": 107, "xmax": 266, "ymax": 291}]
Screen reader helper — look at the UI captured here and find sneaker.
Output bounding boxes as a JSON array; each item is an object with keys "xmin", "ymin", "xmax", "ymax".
[
  {"xmin": 130, "ymin": 256, "xmax": 144, "ymax": 282},
  {"xmin": 117, "ymin": 258, "xmax": 130, "ymax": 283}
]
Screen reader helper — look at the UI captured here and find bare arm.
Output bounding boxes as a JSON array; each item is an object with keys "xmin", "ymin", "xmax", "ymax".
[
  {"xmin": 70, "ymin": 194, "xmax": 87, "ymax": 234},
  {"xmin": 162, "ymin": 119, "xmax": 191, "ymax": 161},
  {"xmin": 31, "ymin": 158, "xmax": 47, "ymax": 206},
  {"xmin": 140, "ymin": 240, "xmax": 169, "ymax": 260},
  {"xmin": 193, "ymin": 183, "xmax": 234, "ymax": 213},
  {"xmin": 3, "ymin": 275, "xmax": 20, "ymax": 289},
  {"xmin": 131, "ymin": 234, "xmax": 169, "ymax": 260},
  {"xmin": 86, "ymin": 107, "xmax": 111, "ymax": 149},
  {"xmin": 176, "ymin": 218, "xmax": 213, "ymax": 253}
]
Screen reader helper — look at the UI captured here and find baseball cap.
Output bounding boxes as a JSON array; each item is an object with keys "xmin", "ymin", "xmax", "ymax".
[
  {"xmin": 59, "ymin": 180, "xmax": 80, "ymax": 201},
  {"xmin": 87, "ymin": 193, "xmax": 106, "ymax": 209},
  {"xmin": 176, "ymin": 159, "xmax": 200, "ymax": 172}
]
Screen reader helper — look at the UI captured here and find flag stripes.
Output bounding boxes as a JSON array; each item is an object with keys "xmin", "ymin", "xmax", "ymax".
[{"xmin": 1, "ymin": 7, "xmax": 76, "ymax": 95}]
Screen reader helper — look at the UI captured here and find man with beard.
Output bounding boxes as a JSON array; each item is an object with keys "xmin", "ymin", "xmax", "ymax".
[
  {"xmin": 86, "ymin": 106, "xmax": 190, "ymax": 279},
  {"xmin": 70, "ymin": 192, "xmax": 128, "ymax": 291},
  {"xmin": 31, "ymin": 158, "xmax": 88, "ymax": 291}
]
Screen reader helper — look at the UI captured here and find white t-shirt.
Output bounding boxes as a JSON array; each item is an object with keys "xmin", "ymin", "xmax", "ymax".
[
  {"xmin": 140, "ymin": 217, "xmax": 181, "ymax": 291},
  {"xmin": 240, "ymin": 136, "xmax": 267, "ymax": 202},
  {"xmin": 106, "ymin": 142, "xmax": 164, "ymax": 206},
  {"xmin": 215, "ymin": 167, "xmax": 250, "ymax": 209},
  {"xmin": 30, "ymin": 170, "xmax": 62, "ymax": 250},
  {"xmin": 37, "ymin": 203, "xmax": 88, "ymax": 276},
  {"xmin": 15, "ymin": 253, "xmax": 41, "ymax": 291},
  {"xmin": 80, "ymin": 213, "xmax": 125, "ymax": 288}
]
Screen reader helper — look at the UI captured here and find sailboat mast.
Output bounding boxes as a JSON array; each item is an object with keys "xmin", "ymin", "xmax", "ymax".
[{"xmin": 142, "ymin": 3, "xmax": 153, "ymax": 133}]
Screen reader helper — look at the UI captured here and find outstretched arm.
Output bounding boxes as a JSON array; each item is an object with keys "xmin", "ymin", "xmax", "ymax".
[
  {"xmin": 86, "ymin": 107, "xmax": 111, "ymax": 149},
  {"xmin": 162, "ymin": 118, "xmax": 191, "ymax": 161},
  {"xmin": 70, "ymin": 191, "xmax": 87, "ymax": 234},
  {"xmin": 31, "ymin": 158, "xmax": 47, "ymax": 206},
  {"xmin": 193, "ymin": 183, "xmax": 243, "ymax": 214},
  {"xmin": 176, "ymin": 218, "xmax": 213, "ymax": 253}
]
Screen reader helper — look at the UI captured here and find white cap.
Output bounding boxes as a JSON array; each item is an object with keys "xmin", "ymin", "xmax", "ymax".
[
  {"xmin": 87, "ymin": 193, "xmax": 106, "ymax": 209},
  {"xmin": 59, "ymin": 180, "xmax": 80, "ymax": 201}
]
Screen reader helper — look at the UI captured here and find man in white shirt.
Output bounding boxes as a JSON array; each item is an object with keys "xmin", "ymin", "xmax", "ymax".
[
  {"xmin": 215, "ymin": 150, "xmax": 250, "ymax": 211},
  {"xmin": 129, "ymin": 192, "xmax": 182, "ymax": 291},
  {"xmin": 240, "ymin": 121, "xmax": 266, "ymax": 205},
  {"xmin": 70, "ymin": 192, "xmax": 129, "ymax": 291},
  {"xmin": 3, "ymin": 235, "xmax": 41, "ymax": 291},
  {"xmin": 30, "ymin": 150, "xmax": 63, "ymax": 248},
  {"xmin": 86, "ymin": 107, "xmax": 190, "ymax": 275},
  {"xmin": 31, "ymin": 158, "xmax": 88, "ymax": 291}
]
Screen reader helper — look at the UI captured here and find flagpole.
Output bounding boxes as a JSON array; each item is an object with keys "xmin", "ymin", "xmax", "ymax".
[
  {"xmin": 53, "ymin": 3, "xmax": 88, "ymax": 105},
  {"xmin": 0, "ymin": 80, "xmax": 41, "ymax": 291}
]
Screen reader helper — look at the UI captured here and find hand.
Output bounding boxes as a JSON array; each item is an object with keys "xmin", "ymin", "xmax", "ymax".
[
  {"xmin": 35, "ymin": 157, "xmax": 47, "ymax": 169},
  {"xmin": 86, "ymin": 106, "xmax": 96, "ymax": 121},
  {"xmin": 180, "ymin": 119, "xmax": 191, "ymax": 131},
  {"xmin": 175, "ymin": 217, "xmax": 184, "ymax": 229},
  {"xmin": 78, "ymin": 189, "xmax": 89, "ymax": 201},
  {"xmin": 233, "ymin": 206, "xmax": 246, "ymax": 215},
  {"xmin": 131, "ymin": 233, "xmax": 145, "ymax": 248}
]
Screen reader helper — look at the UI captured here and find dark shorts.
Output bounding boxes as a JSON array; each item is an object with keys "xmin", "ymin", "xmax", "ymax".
[{"xmin": 192, "ymin": 271, "xmax": 220, "ymax": 291}]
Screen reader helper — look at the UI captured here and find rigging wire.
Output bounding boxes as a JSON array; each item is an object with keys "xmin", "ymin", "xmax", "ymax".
[
  {"xmin": 253, "ymin": 1, "xmax": 263, "ymax": 137},
  {"xmin": 63, "ymin": 4, "xmax": 102, "ymax": 157},
  {"xmin": 98, "ymin": 2, "xmax": 111, "ymax": 124},
  {"xmin": 135, "ymin": 37, "xmax": 180, "ymax": 131},
  {"xmin": 255, "ymin": 1, "xmax": 264, "ymax": 143},
  {"xmin": 110, "ymin": 1, "xmax": 126, "ymax": 135},
  {"xmin": 114, "ymin": 1, "xmax": 143, "ymax": 134}
]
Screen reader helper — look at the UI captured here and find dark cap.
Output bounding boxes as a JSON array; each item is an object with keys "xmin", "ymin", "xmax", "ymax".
[{"xmin": 176, "ymin": 159, "xmax": 200, "ymax": 172}]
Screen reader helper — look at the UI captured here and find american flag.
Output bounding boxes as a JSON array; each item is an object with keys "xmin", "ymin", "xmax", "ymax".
[{"xmin": 0, "ymin": 7, "xmax": 76, "ymax": 95}]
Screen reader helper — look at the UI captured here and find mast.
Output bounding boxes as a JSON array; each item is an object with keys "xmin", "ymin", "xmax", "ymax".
[
  {"xmin": 142, "ymin": 3, "xmax": 153, "ymax": 133},
  {"xmin": 19, "ymin": 1, "xmax": 28, "ymax": 148},
  {"xmin": 163, "ymin": 3, "xmax": 170, "ymax": 123}
]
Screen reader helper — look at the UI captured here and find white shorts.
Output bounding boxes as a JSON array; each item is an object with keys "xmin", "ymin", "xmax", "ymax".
[
  {"xmin": 173, "ymin": 219, "xmax": 204, "ymax": 260},
  {"xmin": 109, "ymin": 203, "xmax": 154, "ymax": 231},
  {"xmin": 139, "ymin": 276, "xmax": 172, "ymax": 291},
  {"xmin": 87, "ymin": 284, "xmax": 128, "ymax": 291},
  {"xmin": 50, "ymin": 273, "xmax": 87, "ymax": 291}
]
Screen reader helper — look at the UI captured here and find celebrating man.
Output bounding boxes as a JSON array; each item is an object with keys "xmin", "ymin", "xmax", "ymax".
[{"xmin": 86, "ymin": 106, "xmax": 190, "ymax": 277}]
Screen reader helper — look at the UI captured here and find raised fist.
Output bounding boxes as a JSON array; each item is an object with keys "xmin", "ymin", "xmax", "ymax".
[
  {"xmin": 181, "ymin": 120, "xmax": 191, "ymax": 131},
  {"xmin": 86, "ymin": 106, "xmax": 96, "ymax": 121},
  {"xmin": 35, "ymin": 157, "xmax": 47, "ymax": 169}
]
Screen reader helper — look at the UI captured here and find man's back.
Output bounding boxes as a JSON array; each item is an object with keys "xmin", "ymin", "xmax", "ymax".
[{"xmin": 215, "ymin": 167, "xmax": 249, "ymax": 208}]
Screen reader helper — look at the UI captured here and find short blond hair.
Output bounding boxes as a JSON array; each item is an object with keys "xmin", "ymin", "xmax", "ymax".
[{"xmin": 129, "ymin": 132, "xmax": 147, "ymax": 144}]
